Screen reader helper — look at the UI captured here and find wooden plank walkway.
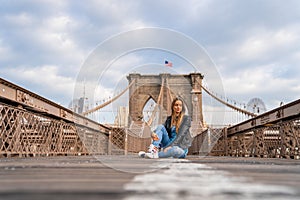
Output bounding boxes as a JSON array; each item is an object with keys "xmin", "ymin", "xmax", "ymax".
[{"xmin": 0, "ymin": 155, "xmax": 300, "ymax": 200}]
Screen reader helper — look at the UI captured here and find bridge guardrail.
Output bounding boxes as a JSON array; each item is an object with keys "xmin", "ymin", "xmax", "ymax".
[
  {"xmin": 0, "ymin": 78, "xmax": 110, "ymax": 158},
  {"xmin": 211, "ymin": 99, "xmax": 300, "ymax": 159}
]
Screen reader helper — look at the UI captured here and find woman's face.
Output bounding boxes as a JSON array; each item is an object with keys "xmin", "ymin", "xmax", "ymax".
[{"xmin": 173, "ymin": 100, "xmax": 183, "ymax": 116}]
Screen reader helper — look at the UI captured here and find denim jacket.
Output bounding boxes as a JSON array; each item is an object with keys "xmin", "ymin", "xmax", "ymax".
[{"xmin": 164, "ymin": 115, "xmax": 193, "ymax": 149}]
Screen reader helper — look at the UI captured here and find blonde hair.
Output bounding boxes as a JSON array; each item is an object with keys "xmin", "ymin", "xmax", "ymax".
[{"xmin": 171, "ymin": 98, "xmax": 184, "ymax": 133}]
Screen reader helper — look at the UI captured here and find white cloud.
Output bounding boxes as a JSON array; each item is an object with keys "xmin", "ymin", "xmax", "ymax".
[
  {"xmin": 225, "ymin": 66, "xmax": 294, "ymax": 93},
  {"xmin": 238, "ymin": 26, "xmax": 299, "ymax": 61},
  {"xmin": 222, "ymin": 64, "xmax": 300, "ymax": 109},
  {"xmin": 80, "ymin": 0, "xmax": 150, "ymax": 31},
  {"xmin": 210, "ymin": 23, "xmax": 300, "ymax": 109},
  {"xmin": 44, "ymin": 15, "xmax": 73, "ymax": 32},
  {"xmin": 32, "ymin": 14, "xmax": 86, "ymax": 64},
  {"xmin": 4, "ymin": 65, "xmax": 75, "ymax": 105},
  {"xmin": 4, "ymin": 12, "xmax": 34, "ymax": 26}
]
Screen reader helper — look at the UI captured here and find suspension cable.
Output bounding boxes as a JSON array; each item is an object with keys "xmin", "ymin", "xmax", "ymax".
[
  {"xmin": 82, "ymin": 80, "xmax": 136, "ymax": 116},
  {"xmin": 201, "ymin": 85, "xmax": 257, "ymax": 117}
]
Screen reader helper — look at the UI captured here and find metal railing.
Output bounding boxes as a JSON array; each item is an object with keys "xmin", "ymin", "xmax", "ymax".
[
  {"xmin": 0, "ymin": 102, "xmax": 109, "ymax": 157},
  {"xmin": 191, "ymin": 99, "xmax": 300, "ymax": 159},
  {"xmin": 0, "ymin": 78, "xmax": 111, "ymax": 158}
]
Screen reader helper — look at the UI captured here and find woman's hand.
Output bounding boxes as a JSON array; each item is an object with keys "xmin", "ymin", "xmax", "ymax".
[{"xmin": 151, "ymin": 133, "xmax": 159, "ymax": 141}]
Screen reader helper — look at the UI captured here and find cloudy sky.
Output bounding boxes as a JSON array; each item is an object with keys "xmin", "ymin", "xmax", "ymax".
[{"xmin": 1, "ymin": 0, "xmax": 300, "ymax": 124}]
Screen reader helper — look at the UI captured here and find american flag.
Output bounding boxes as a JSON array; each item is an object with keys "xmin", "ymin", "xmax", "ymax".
[{"xmin": 164, "ymin": 60, "xmax": 173, "ymax": 67}]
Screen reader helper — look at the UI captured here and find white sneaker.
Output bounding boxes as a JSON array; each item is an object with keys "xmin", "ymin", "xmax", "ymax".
[
  {"xmin": 145, "ymin": 144, "xmax": 159, "ymax": 159},
  {"xmin": 138, "ymin": 151, "xmax": 146, "ymax": 158}
]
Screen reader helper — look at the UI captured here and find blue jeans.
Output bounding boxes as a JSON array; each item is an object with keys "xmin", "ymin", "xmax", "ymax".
[
  {"xmin": 152, "ymin": 125, "xmax": 176, "ymax": 148},
  {"xmin": 158, "ymin": 146, "xmax": 188, "ymax": 158},
  {"xmin": 152, "ymin": 125, "xmax": 187, "ymax": 158}
]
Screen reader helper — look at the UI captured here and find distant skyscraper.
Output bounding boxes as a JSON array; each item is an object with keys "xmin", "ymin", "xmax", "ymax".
[
  {"xmin": 114, "ymin": 106, "xmax": 129, "ymax": 127},
  {"xmin": 68, "ymin": 97, "xmax": 88, "ymax": 114}
]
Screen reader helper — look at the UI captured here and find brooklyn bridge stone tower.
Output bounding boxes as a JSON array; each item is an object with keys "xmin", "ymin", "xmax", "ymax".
[{"xmin": 127, "ymin": 73, "xmax": 204, "ymax": 125}]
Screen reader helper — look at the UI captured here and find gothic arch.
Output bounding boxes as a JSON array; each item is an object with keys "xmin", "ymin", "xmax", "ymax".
[{"xmin": 127, "ymin": 73, "xmax": 204, "ymax": 126}]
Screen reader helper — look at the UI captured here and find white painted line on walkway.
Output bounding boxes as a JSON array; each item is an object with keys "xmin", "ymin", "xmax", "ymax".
[{"xmin": 124, "ymin": 159, "xmax": 297, "ymax": 200}]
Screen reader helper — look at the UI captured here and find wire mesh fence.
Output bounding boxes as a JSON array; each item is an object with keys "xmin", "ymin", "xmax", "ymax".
[
  {"xmin": 204, "ymin": 118, "xmax": 300, "ymax": 159},
  {"xmin": 0, "ymin": 103, "xmax": 108, "ymax": 158}
]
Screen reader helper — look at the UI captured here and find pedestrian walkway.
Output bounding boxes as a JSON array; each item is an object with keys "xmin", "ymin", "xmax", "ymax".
[{"xmin": 0, "ymin": 155, "xmax": 299, "ymax": 200}]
